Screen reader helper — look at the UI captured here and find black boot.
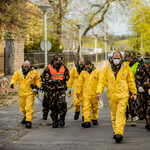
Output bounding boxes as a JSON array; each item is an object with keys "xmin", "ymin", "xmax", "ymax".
[
  {"xmin": 139, "ymin": 113, "xmax": 145, "ymax": 120},
  {"xmin": 26, "ymin": 121, "xmax": 32, "ymax": 129},
  {"xmin": 21, "ymin": 117, "xmax": 26, "ymax": 124},
  {"xmin": 115, "ymin": 134, "xmax": 123, "ymax": 143},
  {"xmin": 74, "ymin": 111, "xmax": 80, "ymax": 120},
  {"xmin": 145, "ymin": 123, "xmax": 148, "ymax": 129},
  {"xmin": 52, "ymin": 121, "xmax": 59, "ymax": 128},
  {"xmin": 60, "ymin": 120, "xmax": 65, "ymax": 127},
  {"xmin": 82, "ymin": 116, "xmax": 84, "ymax": 122},
  {"xmin": 92, "ymin": 119, "xmax": 98, "ymax": 125},
  {"xmin": 113, "ymin": 132, "xmax": 116, "ymax": 139},
  {"xmin": 81, "ymin": 122, "xmax": 91, "ymax": 128},
  {"xmin": 43, "ymin": 115, "xmax": 47, "ymax": 120},
  {"xmin": 59, "ymin": 114, "xmax": 66, "ymax": 127},
  {"xmin": 146, "ymin": 123, "xmax": 150, "ymax": 131}
]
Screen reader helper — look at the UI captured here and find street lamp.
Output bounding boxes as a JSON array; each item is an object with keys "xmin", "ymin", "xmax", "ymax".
[
  {"xmin": 76, "ymin": 23, "xmax": 83, "ymax": 59},
  {"xmin": 93, "ymin": 33, "xmax": 99, "ymax": 67},
  {"xmin": 103, "ymin": 38, "xmax": 108, "ymax": 61},
  {"xmin": 38, "ymin": 5, "xmax": 51, "ymax": 67},
  {"xmin": 112, "ymin": 42, "xmax": 114, "ymax": 52}
]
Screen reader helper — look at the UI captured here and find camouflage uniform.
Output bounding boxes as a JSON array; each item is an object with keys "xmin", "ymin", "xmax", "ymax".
[
  {"xmin": 135, "ymin": 52, "xmax": 150, "ymax": 124},
  {"xmin": 41, "ymin": 62, "xmax": 69, "ymax": 122},
  {"xmin": 124, "ymin": 50, "xmax": 138, "ymax": 120}
]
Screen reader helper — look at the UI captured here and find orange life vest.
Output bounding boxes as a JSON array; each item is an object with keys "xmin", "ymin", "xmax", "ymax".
[{"xmin": 48, "ymin": 64, "xmax": 65, "ymax": 80}]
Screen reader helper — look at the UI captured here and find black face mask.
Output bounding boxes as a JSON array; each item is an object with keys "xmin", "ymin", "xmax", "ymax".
[
  {"xmin": 85, "ymin": 67, "xmax": 91, "ymax": 72},
  {"xmin": 79, "ymin": 64, "xmax": 84, "ymax": 68},
  {"xmin": 57, "ymin": 61, "xmax": 62, "ymax": 66},
  {"xmin": 24, "ymin": 67, "xmax": 29, "ymax": 72},
  {"xmin": 144, "ymin": 59, "xmax": 150, "ymax": 64},
  {"xmin": 124, "ymin": 58, "xmax": 128, "ymax": 62}
]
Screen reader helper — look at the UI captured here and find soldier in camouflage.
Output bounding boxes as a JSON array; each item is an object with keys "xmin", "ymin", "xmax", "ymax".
[
  {"xmin": 135, "ymin": 52, "xmax": 143, "ymax": 65},
  {"xmin": 41, "ymin": 54, "xmax": 69, "ymax": 128},
  {"xmin": 124, "ymin": 50, "xmax": 139, "ymax": 126},
  {"xmin": 135, "ymin": 52, "xmax": 150, "ymax": 131}
]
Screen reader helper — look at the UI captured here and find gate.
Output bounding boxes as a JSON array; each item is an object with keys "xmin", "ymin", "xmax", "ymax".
[
  {"xmin": 4, "ymin": 39, "xmax": 13, "ymax": 75},
  {"xmin": 0, "ymin": 39, "xmax": 13, "ymax": 76},
  {"xmin": 0, "ymin": 40, "xmax": 5, "ymax": 77}
]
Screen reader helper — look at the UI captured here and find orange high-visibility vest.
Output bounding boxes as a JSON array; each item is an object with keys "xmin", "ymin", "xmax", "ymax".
[{"xmin": 48, "ymin": 64, "xmax": 65, "ymax": 80}]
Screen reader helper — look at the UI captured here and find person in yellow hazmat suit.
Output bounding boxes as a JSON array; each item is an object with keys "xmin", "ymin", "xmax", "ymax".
[
  {"xmin": 67, "ymin": 58, "xmax": 85, "ymax": 120},
  {"xmin": 96, "ymin": 52, "xmax": 137, "ymax": 143},
  {"xmin": 10, "ymin": 60, "xmax": 41, "ymax": 129},
  {"xmin": 76, "ymin": 60, "xmax": 101, "ymax": 128}
]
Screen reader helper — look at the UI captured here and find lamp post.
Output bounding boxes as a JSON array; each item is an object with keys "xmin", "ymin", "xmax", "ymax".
[
  {"xmin": 93, "ymin": 33, "xmax": 99, "ymax": 67},
  {"xmin": 38, "ymin": 5, "xmax": 51, "ymax": 67},
  {"xmin": 141, "ymin": 35, "xmax": 143, "ymax": 57},
  {"xmin": 76, "ymin": 23, "xmax": 83, "ymax": 58},
  {"xmin": 112, "ymin": 42, "xmax": 114, "ymax": 52}
]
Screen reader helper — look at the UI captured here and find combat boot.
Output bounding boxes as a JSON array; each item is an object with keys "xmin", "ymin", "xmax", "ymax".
[
  {"xmin": 59, "ymin": 120, "xmax": 65, "ymax": 127},
  {"xmin": 21, "ymin": 117, "xmax": 26, "ymax": 124},
  {"xmin": 139, "ymin": 113, "xmax": 145, "ymax": 120},
  {"xmin": 131, "ymin": 118, "xmax": 136, "ymax": 126},
  {"xmin": 52, "ymin": 121, "xmax": 59, "ymax": 128},
  {"xmin": 145, "ymin": 123, "xmax": 148, "ymax": 129},
  {"xmin": 115, "ymin": 134, "xmax": 123, "ymax": 143},
  {"xmin": 43, "ymin": 114, "xmax": 47, "ymax": 120},
  {"xmin": 146, "ymin": 123, "xmax": 150, "ymax": 131},
  {"xmin": 59, "ymin": 114, "xmax": 66, "ymax": 127},
  {"xmin": 74, "ymin": 111, "xmax": 80, "ymax": 120},
  {"xmin": 92, "ymin": 119, "xmax": 98, "ymax": 125},
  {"xmin": 81, "ymin": 122, "xmax": 91, "ymax": 128},
  {"xmin": 26, "ymin": 121, "xmax": 32, "ymax": 129}
]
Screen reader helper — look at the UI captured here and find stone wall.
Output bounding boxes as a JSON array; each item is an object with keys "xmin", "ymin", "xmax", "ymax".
[
  {"xmin": 9, "ymin": 39, "xmax": 24, "ymax": 74},
  {"xmin": 0, "ymin": 61, "xmax": 108, "ymax": 96}
]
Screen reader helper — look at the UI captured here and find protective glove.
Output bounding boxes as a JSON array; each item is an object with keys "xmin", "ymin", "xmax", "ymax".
[
  {"xmin": 52, "ymin": 80, "xmax": 60, "ymax": 84},
  {"xmin": 98, "ymin": 98, "xmax": 104, "ymax": 109},
  {"xmin": 138, "ymin": 87, "xmax": 144, "ymax": 93},
  {"xmin": 30, "ymin": 84, "xmax": 39, "ymax": 94},
  {"xmin": 67, "ymin": 88, "xmax": 71, "ymax": 97},
  {"xmin": 10, "ymin": 84, "xmax": 14, "ymax": 89}
]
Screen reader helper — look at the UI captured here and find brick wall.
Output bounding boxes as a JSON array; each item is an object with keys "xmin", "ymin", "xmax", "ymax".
[{"xmin": 0, "ymin": 61, "xmax": 108, "ymax": 96}]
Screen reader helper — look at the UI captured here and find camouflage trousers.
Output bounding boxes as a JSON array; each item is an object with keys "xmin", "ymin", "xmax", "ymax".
[
  {"xmin": 42, "ymin": 89, "xmax": 67, "ymax": 122},
  {"xmin": 138, "ymin": 93, "xmax": 150, "ymax": 123}
]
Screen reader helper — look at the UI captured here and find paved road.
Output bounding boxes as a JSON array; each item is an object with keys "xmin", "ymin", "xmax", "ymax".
[{"xmin": 1, "ymin": 91, "xmax": 150, "ymax": 150}]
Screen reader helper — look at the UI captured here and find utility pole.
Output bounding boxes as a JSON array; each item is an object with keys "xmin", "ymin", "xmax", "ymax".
[{"xmin": 103, "ymin": 20, "xmax": 108, "ymax": 63}]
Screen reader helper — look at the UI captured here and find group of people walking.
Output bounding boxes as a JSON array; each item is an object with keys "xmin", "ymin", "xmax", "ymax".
[{"xmin": 10, "ymin": 51, "xmax": 150, "ymax": 143}]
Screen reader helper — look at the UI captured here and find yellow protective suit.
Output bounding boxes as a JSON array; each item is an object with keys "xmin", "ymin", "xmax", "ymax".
[
  {"xmin": 10, "ymin": 68, "xmax": 41, "ymax": 122},
  {"xmin": 67, "ymin": 66, "xmax": 82, "ymax": 113},
  {"xmin": 77, "ymin": 69, "xmax": 101, "ymax": 122},
  {"xmin": 96, "ymin": 62, "xmax": 137, "ymax": 135}
]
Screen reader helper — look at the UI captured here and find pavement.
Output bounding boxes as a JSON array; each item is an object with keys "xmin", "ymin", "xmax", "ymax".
[{"xmin": 0, "ymin": 90, "xmax": 150, "ymax": 150}]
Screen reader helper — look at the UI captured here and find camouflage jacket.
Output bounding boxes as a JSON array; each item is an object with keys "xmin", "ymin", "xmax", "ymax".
[
  {"xmin": 129, "ymin": 60, "xmax": 136, "ymax": 68},
  {"xmin": 41, "ymin": 63, "xmax": 69, "ymax": 91},
  {"xmin": 135, "ymin": 64, "xmax": 150, "ymax": 91}
]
